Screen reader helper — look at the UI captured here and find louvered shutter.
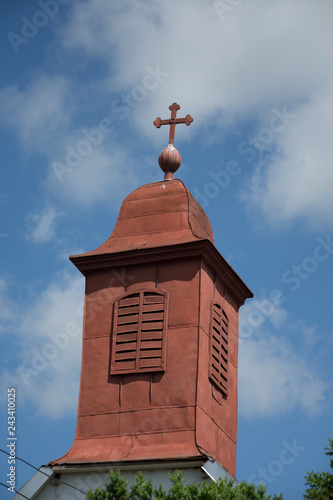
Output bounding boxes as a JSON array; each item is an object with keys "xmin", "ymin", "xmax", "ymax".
[
  {"xmin": 209, "ymin": 301, "xmax": 229, "ymax": 396},
  {"xmin": 110, "ymin": 289, "xmax": 168, "ymax": 374}
]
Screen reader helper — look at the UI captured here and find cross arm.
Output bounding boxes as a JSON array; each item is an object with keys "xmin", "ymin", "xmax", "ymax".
[
  {"xmin": 153, "ymin": 117, "xmax": 169, "ymax": 128},
  {"xmin": 153, "ymin": 103, "xmax": 193, "ymax": 145}
]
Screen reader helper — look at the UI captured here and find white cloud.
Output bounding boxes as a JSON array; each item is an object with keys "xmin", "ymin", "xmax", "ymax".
[
  {"xmin": 59, "ymin": 0, "xmax": 333, "ymax": 124},
  {"xmin": 48, "ymin": 140, "xmax": 147, "ymax": 208},
  {"xmin": 57, "ymin": 0, "xmax": 333, "ymax": 225},
  {"xmin": 238, "ymin": 301, "xmax": 327, "ymax": 418},
  {"xmin": 242, "ymin": 89, "xmax": 333, "ymax": 227},
  {"xmin": 0, "ymin": 272, "xmax": 84, "ymax": 419},
  {"xmin": 2, "ymin": 1, "xmax": 332, "ymax": 222},
  {"xmin": 0, "ymin": 74, "xmax": 73, "ymax": 153},
  {"xmin": 239, "ymin": 335, "xmax": 326, "ymax": 418},
  {"xmin": 25, "ymin": 204, "xmax": 65, "ymax": 243}
]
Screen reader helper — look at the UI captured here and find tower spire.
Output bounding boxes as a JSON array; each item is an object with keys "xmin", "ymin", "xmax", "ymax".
[{"xmin": 154, "ymin": 102, "xmax": 193, "ymax": 180}]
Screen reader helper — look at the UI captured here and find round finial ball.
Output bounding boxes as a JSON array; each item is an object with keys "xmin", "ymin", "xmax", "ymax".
[{"xmin": 158, "ymin": 144, "xmax": 182, "ymax": 174}]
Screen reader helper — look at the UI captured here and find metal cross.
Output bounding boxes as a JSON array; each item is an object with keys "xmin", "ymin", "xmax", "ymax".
[{"xmin": 153, "ymin": 103, "xmax": 193, "ymax": 145}]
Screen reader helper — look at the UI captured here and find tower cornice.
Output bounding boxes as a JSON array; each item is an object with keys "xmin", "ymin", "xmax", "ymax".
[{"xmin": 70, "ymin": 239, "xmax": 253, "ymax": 308}]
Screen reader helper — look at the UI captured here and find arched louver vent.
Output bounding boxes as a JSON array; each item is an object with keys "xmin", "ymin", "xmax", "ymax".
[
  {"xmin": 110, "ymin": 289, "xmax": 168, "ymax": 374},
  {"xmin": 209, "ymin": 301, "xmax": 229, "ymax": 396}
]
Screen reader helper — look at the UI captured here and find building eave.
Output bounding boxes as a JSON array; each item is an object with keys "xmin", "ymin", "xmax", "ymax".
[{"xmin": 70, "ymin": 239, "xmax": 253, "ymax": 308}]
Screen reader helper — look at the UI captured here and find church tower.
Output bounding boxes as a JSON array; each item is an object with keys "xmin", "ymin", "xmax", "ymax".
[
  {"xmin": 14, "ymin": 104, "xmax": 252, "ymax": 499},
  {"xmin": 51, "ymin": 102, "xmax": 252, "ymax": 475}
]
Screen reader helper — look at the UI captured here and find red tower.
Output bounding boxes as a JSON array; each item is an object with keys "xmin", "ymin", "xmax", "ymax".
[{"xmin": 51, "ymin": 104, "xmax": 252, "ymax": 480}]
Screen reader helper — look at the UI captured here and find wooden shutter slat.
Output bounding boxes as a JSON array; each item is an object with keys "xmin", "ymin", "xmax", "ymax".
[
  {"xmin": 209, "ymin": 301, "xmax": 228, "ymax": 396},
  {"xmin": 115, "ymin": 350, "xmax": 137, "ymax": 360},
  {"xmin": 115, "ymin": 341, "xmax": 137, "ymax": 352},
  {"xmin": 140, "ymin": 348, "xmax": 162, "ymax": 358},
  {"xmin": 213, "ymin": 310, "xmax": 222, "ymax": 321},
  {"xmin": 212, "ymin": 353, "xmax": 219, "ymax": 364},
  {"xmin": 119, "ymin": 296, "xmax": 140, "ymax": 307},
  {"xmin": 141, "ymin": 311, "xmax": 164, "ymax": 321},
  {"xmin": 117, "ymin": 314, "xmax": 139, "ymax": 325},
  {"xmin": 140, "ymin": 357, "xmax": 163, "ymax": 368},
  {"xmin": 212, "ymin": 335, "xmax": 221, "ymax": 346},
  {"xmin": 220, "ymin": 364, "xmax": 227, "ymax": 375},
  {"xmin": 117, "ymin": 323, "xmax": 139, "ymax": 334},
  {"xmin": 115, "ymin": 360, "xmax": 136, "ymax": 370},
  {"xmin": 140, "ymin": 340, "xmax": 162, "ymax": 349},
  {"xmin": 141, "ymin": 330, "xmax": 163, "ymax": 340},
  {"xmin": 221, "ymin": 331, "xmax": 228, "ymax": 341},
  {"xmin": 141, "ymin": 321, "xmax": 164, "ymax": 331},
  {"xmin": 221, "ymin": 352, "xmax": 227, "ymax": 364},
  {"xmin": 220, "ymin": 356, "xmax": 227, "ymax": 368},
  {"xmin": 142, "ymin": 303, "xmax": 164, "ymax": 313},
  {"xmin": 213, "ymin": 318, "xmax": 221, "ymax": 329},
  {"xmin": 143, "ymin": 296, "xmax": 164, "ymax": 304},
  {"xmin": 115, "ymin": 332, "xmax": 137, "ymax": 342},
  {"xmin": 212, "ymin": 325, "xmax": 221, "ymax": 335},
  {"xmin": 118, "ymin": 305, "xmax": 139, "ymax": 316},
  {"xmin": 212, "ymin": 344, "xmax": 220, "ymax": 355}
]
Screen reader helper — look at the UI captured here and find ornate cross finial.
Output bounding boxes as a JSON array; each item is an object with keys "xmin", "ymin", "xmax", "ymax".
[
  {"xmin": 153, "ymin": 102, "xmax": 193, "ymax": 146},
  {"xmin": 153, "ymin": 103, "xmax": 193, "ymax": 181}
]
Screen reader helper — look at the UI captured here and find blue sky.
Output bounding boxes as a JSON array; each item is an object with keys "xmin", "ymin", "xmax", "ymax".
[{"xmin": 0, "ymin": 1, "xmax": 332, "ymax": 499}]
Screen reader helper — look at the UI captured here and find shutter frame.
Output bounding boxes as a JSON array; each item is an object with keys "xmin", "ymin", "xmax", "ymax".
[
  {"xmin": 110, "ymin": 289, "xmax": 168, "ymax": 375},
  {"xmin": 209, "ymin": 300, "xmax": 229, "ymax": 396}
]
